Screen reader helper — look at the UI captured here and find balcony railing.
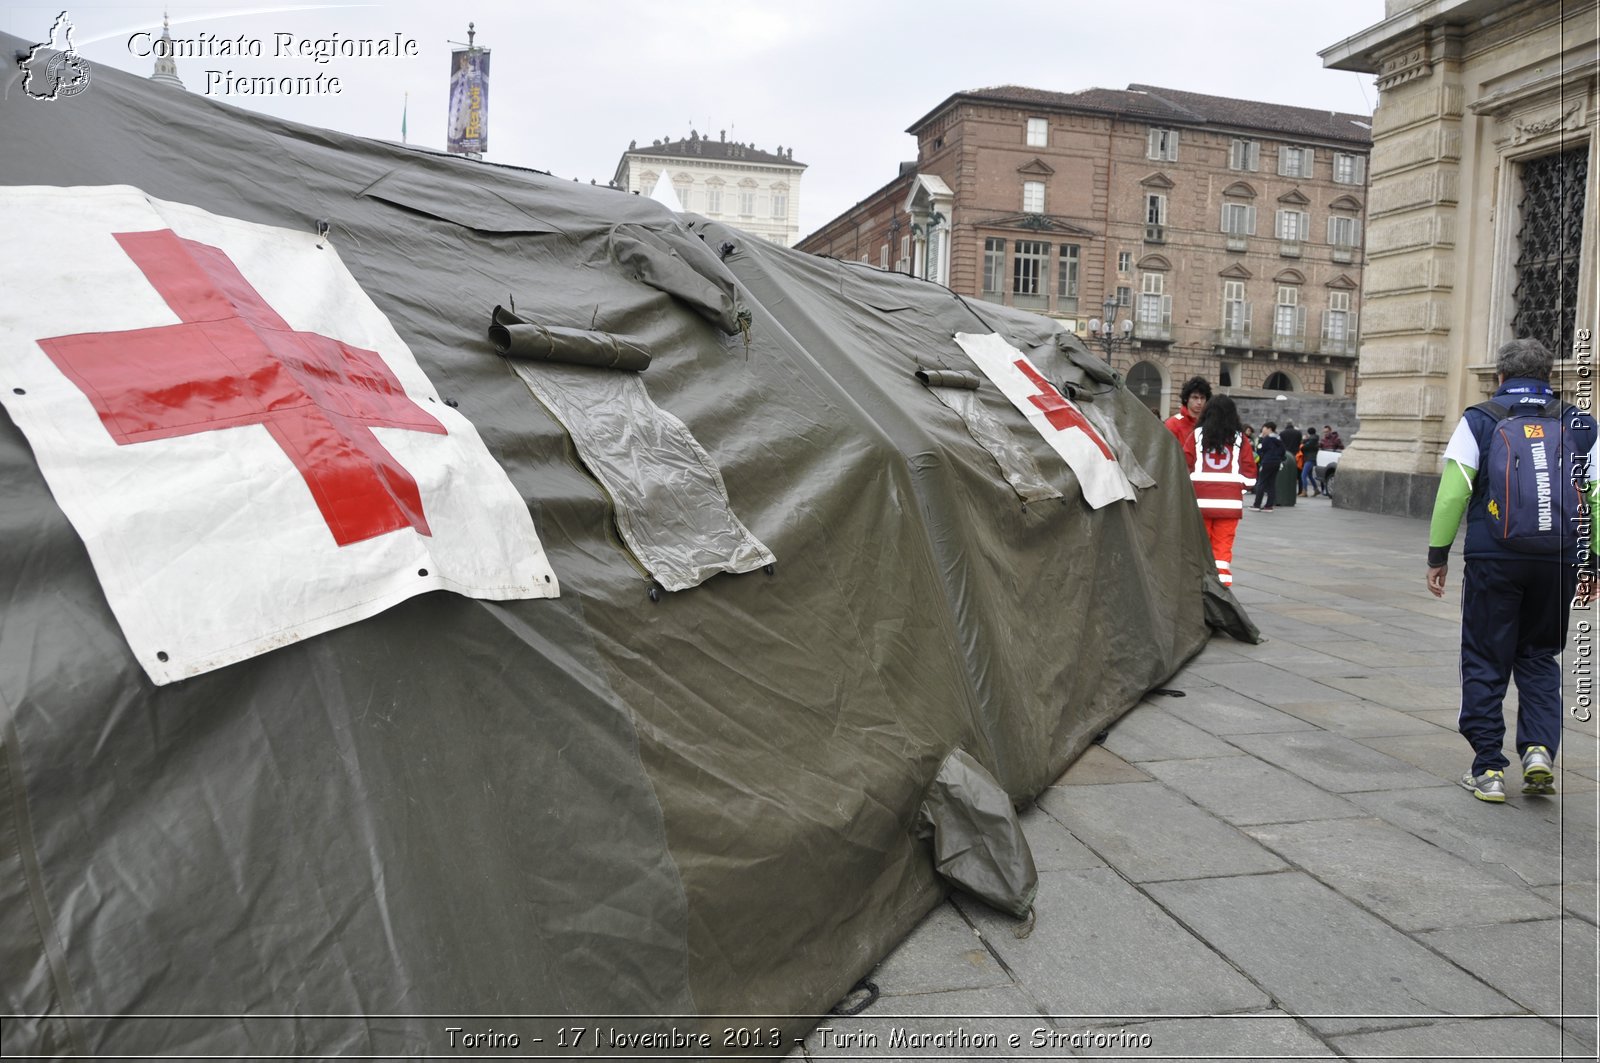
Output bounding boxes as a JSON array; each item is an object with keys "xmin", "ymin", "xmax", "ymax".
[
  {"xmin": 1272, "ymin": 332, "xmax": 1309, "ymax": 353},
  {"xmin": 1144, "ymin": 224, "xmax": 1166, "ymax": 243},
  {"xmin": 1279, "ymin": 240, "xmax": 1302, "ymax": 258},
  {"xmin": 1321, "ymin": 334, "xmax": 1359, "ymax": 357},
  {"xmin": 1331, "ymin": 246, "xmax": 1356, "ymax": 264},
  {"xmin": 1215, "ymin": 325, "xmax": 1252, "ymax": 349},
  {"xmin": 1225, "ymin": 235, "xmax": 1248, "ymax": 253}
]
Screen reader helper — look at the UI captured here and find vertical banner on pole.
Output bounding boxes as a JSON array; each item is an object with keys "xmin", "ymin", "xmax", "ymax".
[{"xmin": 446, "ymin": 48, "xmax": 490, "ymax": 154}]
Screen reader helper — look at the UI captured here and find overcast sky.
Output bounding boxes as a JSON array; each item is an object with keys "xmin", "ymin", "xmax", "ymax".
[{"xmin": 7, "ymin": 1, "xmax": 1385, "ymax": 235}]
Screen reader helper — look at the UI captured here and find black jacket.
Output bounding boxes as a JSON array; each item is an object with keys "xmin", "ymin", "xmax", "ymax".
[
  {"xmin": 1279, "ymin": 427, "xmax": 1303, "ymax": 459},
  {"xmin": 1256, "ymin": 434, "xmax": 1286, "ymax": 466}
]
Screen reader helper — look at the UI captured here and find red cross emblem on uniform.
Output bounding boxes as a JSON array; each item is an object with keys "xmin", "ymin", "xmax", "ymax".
[{"xmin": 35, "ymin": 230, "xmax": 446, "ymax": 546}]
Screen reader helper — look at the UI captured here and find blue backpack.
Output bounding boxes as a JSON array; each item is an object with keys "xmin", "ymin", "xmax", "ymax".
[{"xmin": 1473, "ymin": 398, "xmax": 1583, "ymax": 554}]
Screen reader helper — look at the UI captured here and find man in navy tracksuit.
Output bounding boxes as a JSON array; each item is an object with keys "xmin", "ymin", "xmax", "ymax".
[{"xmin": 1426, "ymin": 339, "xmax": 1598, "ymax": 802}]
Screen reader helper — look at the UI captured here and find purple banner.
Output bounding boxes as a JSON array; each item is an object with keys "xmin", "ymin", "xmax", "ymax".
[{"xmin": 446, "ymin": 48, "xmax": 489, "ymax": 154}]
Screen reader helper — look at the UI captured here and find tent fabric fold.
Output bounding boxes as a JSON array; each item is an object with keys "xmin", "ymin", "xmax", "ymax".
[{"xmin": 0, "ymin": 37, "xmax": 1253, "ymax": 1057}]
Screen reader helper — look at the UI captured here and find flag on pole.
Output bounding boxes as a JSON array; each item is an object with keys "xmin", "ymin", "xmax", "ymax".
[{"xmin": 0, "ymin": 185, "xmax": 560, "ymax": 684}]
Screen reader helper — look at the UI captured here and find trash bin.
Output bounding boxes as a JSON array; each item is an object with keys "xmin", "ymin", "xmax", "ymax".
[{"xmin": 1276, "ymin": 460, "xmax": 1298, "ymax": 507}]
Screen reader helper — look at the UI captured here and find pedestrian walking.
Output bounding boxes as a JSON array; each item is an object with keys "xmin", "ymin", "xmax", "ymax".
[
  {"xmin": 1425, "ymin": 339, "xmax": 1598, "ymax": 802},
  {"xmin": 1251, "ymin": 422, "xmax": 1284, "ymax": 511},
  {"xmin": 1183, "ymin": 395, "xmax": 1256, "ymax": 587},
  {"xmin": 1299, "ymin": 430, "xmax": 1321, "ymax": 496}
]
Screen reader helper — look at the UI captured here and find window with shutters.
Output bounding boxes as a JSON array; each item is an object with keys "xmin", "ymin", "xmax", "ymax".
[
  {"xmin": 1145, "ymin": 193, "xmax": 1167, "ymax": 243},
  {"xmin": 1221, "ymin": 280, "xmax": 1250, "ymax": 345},
  {"xmin": 1147, "ymin": 127, "xmax": 1179, "ymax": 161},
  {"xmin": 1137, "ymin": 272, "xmax": 1172, "ymax": 338},
  {"xmin": 1322, "ymin": 290, "xmax": 1356, "ymax": 356},
  {"xmin": 1278, "ymin": 145, "xmax": 1313, "ymax": 178},
  {"xmin": 1333, "ymin": 152, "xmax": 1366, "ymax": 185},
  {"xmin": 1273, "ymin": 286, "xmax": 1306, "ymax": 351},
  {"xmin": 1328, "ymin": 213, "xmax": 1360, "ymax": 263},
  {"xmin": 1221, "ymin": 202, "xmax": 1256, "ymax": 236},
  {"xmin": 1230, "ymin": 138, "xmax": 1260, "ymax": 171}
]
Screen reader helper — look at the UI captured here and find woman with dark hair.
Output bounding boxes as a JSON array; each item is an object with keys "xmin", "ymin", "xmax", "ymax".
[{"xmin": 1182, "ymin": 395, "xmax": 1256, "ymax": 588}]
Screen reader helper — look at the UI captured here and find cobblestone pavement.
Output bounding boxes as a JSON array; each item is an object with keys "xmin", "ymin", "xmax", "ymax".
[{"xmin": 791, "ymin": 497, "xmax": 1599, "ymax": 1061}]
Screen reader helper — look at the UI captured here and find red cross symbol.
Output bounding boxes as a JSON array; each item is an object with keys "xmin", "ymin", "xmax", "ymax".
[
  {"xmin": 36, "ymin": 230, "xmax": 446, "ymax": 546},
  {"xmin": 1014, "ymin": 359, "xmax": 1114, "ymax": 459}
]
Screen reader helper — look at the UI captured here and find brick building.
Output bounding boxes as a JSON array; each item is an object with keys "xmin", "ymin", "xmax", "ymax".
[
  {"xmin": 798, "ymin": 84, "xmax": 1373, "ymax": 416},
  {"xmin": 614, "ymin": 131, "xmax": 806, "ymax": 247}
]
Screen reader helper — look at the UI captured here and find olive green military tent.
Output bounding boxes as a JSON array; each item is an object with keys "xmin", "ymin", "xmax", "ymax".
[{"xmin": 0, "ymin": 37, "xmax": 1251, "ymax": 1057}]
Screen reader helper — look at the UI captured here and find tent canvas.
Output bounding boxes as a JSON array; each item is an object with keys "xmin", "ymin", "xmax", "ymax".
[{"xmin": 0, "ymin": 40, "xmax": 1252, "ymax": 1057}]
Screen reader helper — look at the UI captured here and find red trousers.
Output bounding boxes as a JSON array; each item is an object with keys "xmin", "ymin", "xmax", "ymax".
[{"xmin": 1204, "ymin": 515, "xmax": 1239, "ymax": 586}]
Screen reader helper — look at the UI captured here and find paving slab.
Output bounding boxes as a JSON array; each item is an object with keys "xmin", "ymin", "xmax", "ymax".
[
  {"xmin": 957, "ymin": 868, "xmax": 1268, "ymax": 1017},
  {"xmin": 1227, "ymin": 730, "xmax": 1441, "ymax": 793},
  {"xmin": 1076, "ymin": 1011, "xmax": 1332, "ymax": 1058},
  {"xmin": 864, "ymin": 902, "xmax": 1012, "ymax": 996},
  {"xmin": 1534, "ymin": 882, "xmax": 1600, "ymax": 925},
  {"xmin": 1145, "ymin": 872, "xmax": 1522, "ymax": 1035},
  {"xmin": 1186, "ymin": 660, "xmax": 1366, "ymax": 704},
  {"xmin": 1328, "ymin": 1016, "xmax": 1572, "ymax": 1061},
  {"xmin": 1141, "ymin": 756, "xmax": 1364, "ymax": 827},
  {"xmin": 1350, "ymin": 785, "xmax": 1598, "ymax": 889},
  {"xmin": 1037, "ymin": 782, "xmax": 1286, "ymax": 883},
  {"xmin": 1097, "ymin": 704, "xmax": 1241, "ymax": 763},
  {"xmin": 1355, "ymin": 730, "xmax": 1600, "ymax": 792},
  {"xmin": 1156, "ymin": 686, "xmax": 1319, "ymax": 736},
  {"xmin": 1272, "ymin": 699, "xmax": 1445, "ymax": 739},
  {"xmin": 1313, "ymin": 640, "xmax": 1448, "ymax": 669},
  {"xmin": 1051, "ymin": 744, "xmax": 1150, "ymax": 786},
  {"xmin": 1244, "ymin": 817, "xmax": 1560, "ymax": 931},
  {"xmin": 1017, "ymin": 806, "xmax": 1105, "ymax": 872},
  {"xmin": 1314, "ymin": 673, "xmax": 1464, "ymax": 710},
  {"xmin": 804, "ymin": 984, "xmax": 1043, "ymax": 1061},
  {"xmin": 1417, "ymin": 918, "xmax": 1600, "ymax": 1020}
]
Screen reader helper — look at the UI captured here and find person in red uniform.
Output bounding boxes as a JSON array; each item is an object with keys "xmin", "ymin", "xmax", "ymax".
[
  {"xmin": 1183, "ymin": 395, "xmax": 1256, "ymax": 588},
  {"xmin": 1164, "ymin": 376, "xmax": 1211, "ymax": 446}
]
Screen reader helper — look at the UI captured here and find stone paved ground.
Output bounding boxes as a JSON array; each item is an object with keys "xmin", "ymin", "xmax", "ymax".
[{"xmin": 792, "ymin": 498, "xmax": 1599, "ymax": 1061}]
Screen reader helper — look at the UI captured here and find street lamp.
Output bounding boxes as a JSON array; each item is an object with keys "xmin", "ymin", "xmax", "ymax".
[{"xmin": 1087, "ymin": 293, "xmax": 1133, "ymax": 358}]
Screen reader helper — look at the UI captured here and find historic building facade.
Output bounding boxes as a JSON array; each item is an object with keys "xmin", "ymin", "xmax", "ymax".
[
  {"xmin": 797, "ymin": 84, "xmax": 1372, "ymax": 417},
  {"xmin": 1321, "ymin": 0, "xmax": 1598, "ymax": 515},
  {"xmin": 613, "ymin": 132, "xmax": 806, "ymax": 246}
]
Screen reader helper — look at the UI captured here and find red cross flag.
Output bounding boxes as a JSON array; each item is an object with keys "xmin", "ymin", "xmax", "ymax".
[
  {"xmin": 0, "ymin": 186, "xmax": 559, "ymax": 684},
  {"xmin": 954, "ymin": 332, "xmax": 1136, "ymax": 509}
]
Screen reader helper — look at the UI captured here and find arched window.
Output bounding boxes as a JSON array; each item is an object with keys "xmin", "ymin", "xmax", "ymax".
[
  {"xmin": 1264, "ymin": 371, "xmax": 1295, "ymax": 392},
  {"xmin": 1127, "ymin": 361, "xmax": 1165, "ymax": 415}
]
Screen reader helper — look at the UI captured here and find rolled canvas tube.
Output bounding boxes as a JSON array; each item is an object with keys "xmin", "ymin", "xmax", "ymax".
[
  {"xmin": 915, "ymin": 368, "xmax": 982, "ymax": 390},
  {"xmin": 489, "ymin": 320, "xmax": 653, "ymax": 372}
]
